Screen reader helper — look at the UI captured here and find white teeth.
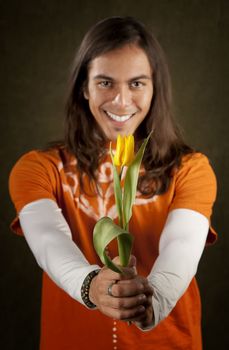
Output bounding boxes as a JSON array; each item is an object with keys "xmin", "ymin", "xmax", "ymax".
[{"xmin": 106, "ymin": 111, "xmax": 133, "ymax": 122}]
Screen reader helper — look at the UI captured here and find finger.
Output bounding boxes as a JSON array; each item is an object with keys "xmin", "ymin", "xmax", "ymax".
[
  {"xmin": 119, "ymin": 276, "xmax": 154, "ymax": 295},
  {"xmin": 112, "ymin": 256, "xmax": 122, "ymax": 265},
  {"xmin": 111, "ymin": 279, "xmax": 145, "ymax": 297},
  {"xmin": 140, "ymin": 284, "xmax": 153, "ymax": 296},
  {"xmin": 119, "ymin": 267, "xmax": 137, "ymax": 280},
  {"xmin": 102, "ymin": 293, "xmax": 147, "ymax": 309},
  {"xmin": 134, "ymin": 307, "xmax": 154, "ymax": 328},
  {"xmin": 101, "ymin": 304, "xmax": 146, "ymax": 321},
  {"xmin": 110, "ymin": 257, "xmax": 137, "ymax": 280},
  {"xmin": 130, "ymin": 313, "xmax": 153, "ymax": 329},
  {"xmin": 98, "ymin": 266, "xmax": 123, "ymax": 281},
  {"xmin": 142, "ymin": 282, "xmax": 154, "ymax": 296},
  {"xmin": 128, "ymin": 255, "xmax": 137, "ymax": 268}
]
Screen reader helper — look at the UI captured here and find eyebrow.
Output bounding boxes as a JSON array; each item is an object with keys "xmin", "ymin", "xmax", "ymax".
[{"xmin": 93, "ymin": 74, "xmax": 152, "ymax": 81}]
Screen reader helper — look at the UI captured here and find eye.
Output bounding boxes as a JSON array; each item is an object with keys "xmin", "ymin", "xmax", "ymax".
[
  {"xmin": 98, "ymin": 80, "xmax": 112, "ymax": 88},
  {"xmin": 130, "ymin": 81, "xmax": 144, "ymax": 88}
]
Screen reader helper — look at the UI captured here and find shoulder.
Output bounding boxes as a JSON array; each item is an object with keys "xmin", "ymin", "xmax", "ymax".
[
  {"xmin": 9, "ymin": 147, "xmax": 76, "ymax": 213},
  {"xmin": 11, "ymin": 146, "xmax": 75, "ymax": 175},
  {"xmin": 173, "ymin": 151, "xmax": 217, "ymax": 197},
  {"xmin": 182, "ymin": 151, "xmax": 212, "ymax": 164},
  {"xmin": 170, "ymin": 152, "xmax": 217, "ymax": 219},
  {"xmin": 170, "ymin": 152, "xmax": 217, "ymax": 243},
  {"xmin": 175, "ymin": 152, "xmax": 216, "ymax": 184}
]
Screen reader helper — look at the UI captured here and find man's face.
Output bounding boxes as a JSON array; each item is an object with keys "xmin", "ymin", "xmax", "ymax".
[{"xmin": 84, "ymin": 44, "xmax": 154, "ymax": 141}]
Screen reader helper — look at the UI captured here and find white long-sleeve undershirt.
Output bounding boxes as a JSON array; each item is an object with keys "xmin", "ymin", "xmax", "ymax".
[
  {"xmin": 19, "ymin": 199, "xmax": 100, "ymax": 304},
  {"xmin": 147, "ymin": 208, "xmax": 209, "ymax": 328},
  {"xmin": 19, "ymin": 198, "xmax": 209, "ymax": 326}
]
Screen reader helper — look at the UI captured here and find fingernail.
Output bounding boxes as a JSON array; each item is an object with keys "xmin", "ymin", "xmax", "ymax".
[
  {"xmin": 139, "ymin": 305, "xmax": 145, "ymax": 312},
  {"xmin": 139, "ymin": 294, "xmax": 146, "ymax": 301}
]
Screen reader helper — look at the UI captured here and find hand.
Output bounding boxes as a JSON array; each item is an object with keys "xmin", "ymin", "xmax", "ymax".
[
  {"xmin": 89, "ymin": 256, "xmax": 154, "ymax": 325},
  {"xmin": 133, "ymin": 285, "xmax": 154, "ymax": 331}
]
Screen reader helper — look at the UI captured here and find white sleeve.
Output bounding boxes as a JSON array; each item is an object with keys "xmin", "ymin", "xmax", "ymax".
[
  {"xmin": 145, "ymin": 208, "xmax": 209, "ymax": 329},
  {"xmin": 19, "ymin": 198, "xmax": 100, "ymax": 305}
]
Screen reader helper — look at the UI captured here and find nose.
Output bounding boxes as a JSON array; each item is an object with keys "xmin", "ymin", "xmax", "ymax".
[{"xmin": 112, "ymin": 86, "xmax": 132, "ymax": 108}]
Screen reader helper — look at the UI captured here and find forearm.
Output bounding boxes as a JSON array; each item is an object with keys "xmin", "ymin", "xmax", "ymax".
[
  {"xmin": 147, "ymin": 209, "xmax": 209, "ymax": 328},
  {"xmin": 19, "ymin": 199, "xmax": 100, "ymax": 304}
]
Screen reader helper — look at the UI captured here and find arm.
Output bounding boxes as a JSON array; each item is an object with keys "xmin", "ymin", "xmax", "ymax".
[
  {"xmin": 19, "ymin": 198, "xmax": 148, "ymax": 322},
  {"xmin": 19, "ymin": 198, "xmax": 100, "ymax": 304},
  {"xmin": 19, "ymin": 200, "xmax": 209, "ymax": 326},
  {"xmin": 135, "ymin": 208, "xmax": 209, "ymax": 330}
]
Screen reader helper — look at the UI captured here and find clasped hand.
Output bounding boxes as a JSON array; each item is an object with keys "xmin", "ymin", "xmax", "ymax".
[{"xmin": 89, "ymin": 256, "xmax": 154, "ymax": 330}]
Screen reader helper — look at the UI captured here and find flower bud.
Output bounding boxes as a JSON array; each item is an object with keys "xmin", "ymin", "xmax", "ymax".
[{"xmin": 113, "ymin": 134, "xmax": 135, "ymax": 167}]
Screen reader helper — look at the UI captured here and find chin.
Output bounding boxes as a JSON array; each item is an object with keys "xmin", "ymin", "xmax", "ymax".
[{"xmin": 104, "ymin": 126, "xmax": 137, "ymax": 141}]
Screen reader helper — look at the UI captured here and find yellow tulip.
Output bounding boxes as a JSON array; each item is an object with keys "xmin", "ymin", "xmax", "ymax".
[
  {"xmin": 94, "ymin": 132, "xmax": 152, "ymax": 273},
  {"xmin": 113, "ymin": 135, "xmax": 135, "ymax": 167}
]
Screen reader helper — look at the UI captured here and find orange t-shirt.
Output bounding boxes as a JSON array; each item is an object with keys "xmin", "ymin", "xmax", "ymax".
[{"xmin": 9, "ymin": 147, "xmax": 217, "ymax": 350}]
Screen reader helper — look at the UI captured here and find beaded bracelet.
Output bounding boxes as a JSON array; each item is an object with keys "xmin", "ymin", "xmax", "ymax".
[{"xmin": 81, "ymin": 269, "xmax": 100, "ymax": 309}]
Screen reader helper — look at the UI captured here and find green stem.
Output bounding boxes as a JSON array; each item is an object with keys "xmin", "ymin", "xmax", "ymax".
[
  {"xmin": 119, "ymin": 166, "xmax": 124, "ymax": 228},
  {"xmin": 117, "ymin": 235, "xmax": 127, "ymax": 266},
  {"xmin": 119, "ymin": 166, "xmax": 124, "ymax": 181},
  {"xmin": 118, "ymin": 166, "xmax": 126, "ymax": 265}
]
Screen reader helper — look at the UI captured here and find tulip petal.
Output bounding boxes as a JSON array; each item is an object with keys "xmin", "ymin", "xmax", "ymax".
[
  {"xmin": 113, "ymin": 134, "xmax": 124, "ymax": 166},
  {"xmin": 122, "ymin": 135, "xmax": 134, "ymax": 166},
  {"xmin": 110, "ymin": 144, "xmax": 123, "ymax": 227}
]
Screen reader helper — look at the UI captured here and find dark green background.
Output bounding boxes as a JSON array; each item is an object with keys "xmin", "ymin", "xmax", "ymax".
[{"xmin": 1, "ymin": 1, "xmax": 228, "ymax": 349}]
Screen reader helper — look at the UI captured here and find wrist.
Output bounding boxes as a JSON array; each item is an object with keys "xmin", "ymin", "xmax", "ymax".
[{"xmin": 81, "ymin": 269, "xmax": 100, "ymax": 309}]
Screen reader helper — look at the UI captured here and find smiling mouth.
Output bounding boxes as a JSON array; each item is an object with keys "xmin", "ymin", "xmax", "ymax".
[{"xmin": 105, "ymin": 111, "xmax": 135, "ymax": 123}]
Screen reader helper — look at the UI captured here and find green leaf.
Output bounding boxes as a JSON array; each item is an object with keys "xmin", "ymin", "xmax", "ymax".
[
  {"xmin": 123, "ymin": 133, "xmax": 152, "ymax": 230},
  {"xmin": 93, "ymin": 217, "xmax": 134, "ymax": 273}
]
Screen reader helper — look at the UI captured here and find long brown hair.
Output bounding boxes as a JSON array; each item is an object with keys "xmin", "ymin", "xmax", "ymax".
[{"xmin": 65, "ymin": 16, "xmax": 193, "ymax": 196}]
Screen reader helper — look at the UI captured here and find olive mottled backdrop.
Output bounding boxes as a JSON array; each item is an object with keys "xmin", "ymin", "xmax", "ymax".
[{"xmin": 1, "ymin": 1, "xmax": 228, "ymax": 349}]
